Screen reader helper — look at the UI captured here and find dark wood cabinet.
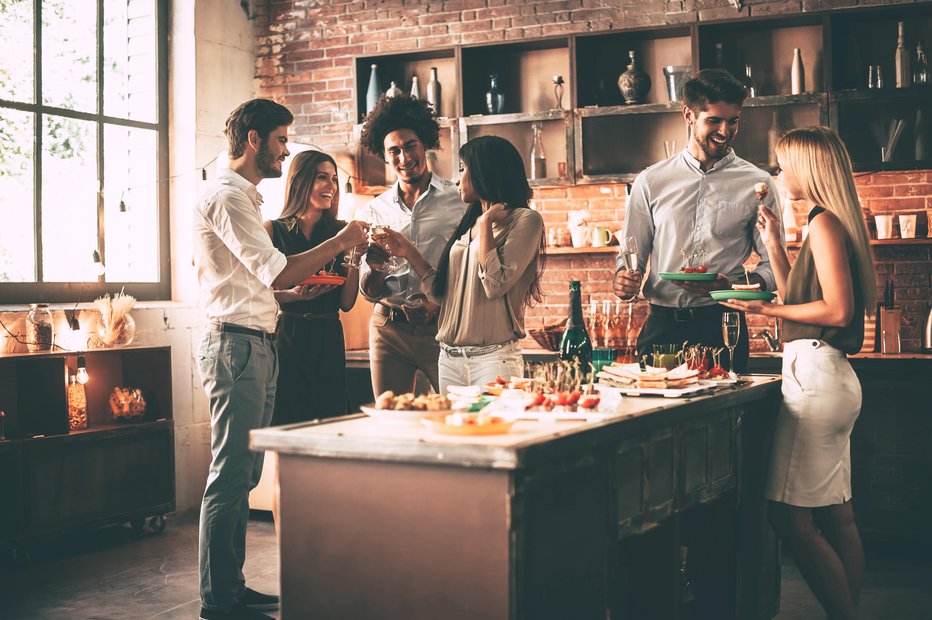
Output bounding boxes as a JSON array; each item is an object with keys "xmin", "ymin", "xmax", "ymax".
[{"xmin": 0, "ymin": 346, "xmax": 174, "ymax": 549}]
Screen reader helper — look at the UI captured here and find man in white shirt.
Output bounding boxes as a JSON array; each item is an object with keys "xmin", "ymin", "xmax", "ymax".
[
  {"xmin": 193, "ymin": 99, "xmax": 366, "ymax": 620},
  {"xmin": 613, "ymin": 69, "xmax": 783, "ymax": 372},
  {"xmin": 357, "ymin": 95, "xmax": 466, "ymax": 395}
]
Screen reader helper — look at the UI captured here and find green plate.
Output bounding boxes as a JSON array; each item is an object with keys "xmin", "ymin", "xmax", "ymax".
[
  {"xmin": 659, "ymin": 272, "xmax": 718, "ymax": 281},
  {"xmin": 709, "ymin": 290, "xmax": 777, "ymax": 302}
]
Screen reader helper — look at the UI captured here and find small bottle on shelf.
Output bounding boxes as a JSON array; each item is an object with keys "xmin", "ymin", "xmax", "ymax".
[
  {"xmin": 914, "ymin": 42, "xmax": 929, "ymax": 85},
  {"xmin": 410, "ymin": 75, "xmax": 421, "ymax": 99},
  {"xmin": 560, "ymin": 281, "xmax": 593, "ymax": 373},
  {"xmin": 791, "ymin": 48, "xmax": 805, "ymax": 95},
  {"xmin": 895, "ymin": 21, "xmax": 912, "ymax": 88},
  {"xmin": 742, "ymin": 64, "xmax": 757, "ymax": 98},
  {"xmin": 68, "ymin": 372, "xmax": 88, "ymax": 431},
  {"xmin": 426, "ymin": 67, "xmax": 442, "ymax": 115},
  {"xmin": 530, "ymin": 122, "xmax": 547, "ymax": 180}
]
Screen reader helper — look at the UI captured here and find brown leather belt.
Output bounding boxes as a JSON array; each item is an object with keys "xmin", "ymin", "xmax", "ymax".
[
  {"xmin": 374, "ymin": 303, "xmax": 409, "ymax": 323},
  {"xmin": 279, "ymin": 311, "xmax": 340, "ymax": 321},
  {"xmin": 209, "ymin": 322, "xmax": 275, "ymax": 341}
]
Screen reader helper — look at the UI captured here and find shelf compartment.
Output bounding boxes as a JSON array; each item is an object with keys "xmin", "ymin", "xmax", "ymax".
[
  {"xmin": 355, "ymin": 48, "xmax": 458, "ymax": 123},
  {"xmin": 460, "ymin": 111, "xmax": 574, "ymax": 186},
  {"xmin": 732, "ymin": 100, "xmax": 823, "ymax": 172},
  {"xmin": 575, "ymin": 25, "xmax": 693, "ymax": 108},
  {"xmin": 835, "ymin": 96, "xmax": 931, "ymax": 167},
  {"xmin": 461, "ymin": 37, "xmax": 571, "ymax": 117},
  {"xmin": 698, "ymin": 15, "xmax": 825, "ymax": 95}
]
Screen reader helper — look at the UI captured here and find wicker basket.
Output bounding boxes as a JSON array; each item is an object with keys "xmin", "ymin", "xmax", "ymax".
[{"xmin": 528, "ymin": 320, "xmax": 566, "ymax": 351}]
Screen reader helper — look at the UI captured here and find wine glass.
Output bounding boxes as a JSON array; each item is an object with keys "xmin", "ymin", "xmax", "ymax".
[
  {"xmin": 369, "ymin": 215, "xmax": 408, "ymax": 275},
  {"xmin": 618, "ymin": 235, "xmax": 641, "ymax": 302},
  {"xmin": 722, "ymin": 312, "xmax": 741, "ymax": 375}
]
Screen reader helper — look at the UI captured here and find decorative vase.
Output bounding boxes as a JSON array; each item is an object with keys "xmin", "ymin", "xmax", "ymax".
[
  {"xmin": 365, "ymin": 64, "xmax": 380, "ymax": 115},
  {"xmin": 385, "ymin": 81, "xmax": 402, "ymax": 98},
  {"xmin": 97, "ymin": 312, "xmax": 136, "ymax": 347},
  {"xmin": 662, "ymin": 65, "xmax": 691, "ymax": 102},
  {"xmin": 552, "ymin": 75, "xmax": 564, "ymax": 110},
  {"xmin": 791, "ymin": 48, "xmax": 805, "ymax": 94},
  {"xmin": 485, "ymin": 74, "xmax": 505, "ymax": 114},
  {"xmin": 618, "ymin": 50, "xmax": 651, "ymax": 104},
  {"xmin": 426, "ymin": 67, "xmax": 442, "ymax": 115},
  {"xmin": 410, "ymin": 75, "xmax": 420, "ymax": 99}
]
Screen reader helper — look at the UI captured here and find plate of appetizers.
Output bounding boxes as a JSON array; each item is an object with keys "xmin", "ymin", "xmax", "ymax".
[
  {"xmin": 709, "ymin": 289, "xmax": 776, "ymax": 302},
  {"xmin": 299, "ymin": 273, "xmax": 346, "ymax": 286},
  {"xmin": 659, "ymin": 271, "xmax": 719, "ymax": 281},
  {"xmin": 421, "ymin": 411, "xmax": 516, "ymax": 435},
  {"xmin": 595, "ymin": 362, "xmax": 714, "ymax": 398},
  {"xmin": 360, "ymin": 391, "xmax": 453, "ymax": 425}
]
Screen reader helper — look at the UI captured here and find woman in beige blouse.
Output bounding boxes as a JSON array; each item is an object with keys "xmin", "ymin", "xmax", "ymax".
[
  {"xmin": 721, "ymin": 126, "xmax": 876, "ymax": 619},
  {"xmin": 375, "ymin": 135, "xmax": 545, "ymax": 392}
]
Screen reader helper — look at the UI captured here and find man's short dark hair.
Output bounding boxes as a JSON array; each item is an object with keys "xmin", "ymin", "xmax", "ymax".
[
  {"xmin": 359, "ymin": 95, "xmax": 441, "ymax": 160},
  {"xmin": 683, "ymin": 69, "xmax": 747, "ymax": 112},
  {"xmin": 224, "ymin": 99, "xmax": 294, "ymax": 159}
]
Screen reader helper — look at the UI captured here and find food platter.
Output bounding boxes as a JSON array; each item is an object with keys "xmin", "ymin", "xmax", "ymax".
[
  {"xmin": 659, "ymin": 272, "xmax": 718, "ymax": 281},
  {"xmin": 420, "ymin": 415, "xmax": 515, "ymax": 435},
  {"xmin": 359, "ymin": 404, "xmax": 448, "ymax": 425},
  {"xmin": 709, "ymin": 290, "xmax": 777, "ymax": 302},
  {"xmin": 299, "ymin": 274, "xmax": 346, "ymax": 286},
  {"xmin": 596, "ymin": 382, "xmax": 715, "ymax": 398}
]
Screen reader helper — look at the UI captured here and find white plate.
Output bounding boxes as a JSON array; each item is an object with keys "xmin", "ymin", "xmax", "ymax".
[
  {"xmin": 596, "ymin": 382, "xmax": 714, "ymax": 398},
  {"xmin": 359, "ymin": 404, "xmax": 450, "ymax": 425}
]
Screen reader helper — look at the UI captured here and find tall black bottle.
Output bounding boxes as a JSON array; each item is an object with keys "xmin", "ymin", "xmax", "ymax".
[{"xmin": 559, "ymin": 280, "xmax": 593, "ymax": 371}]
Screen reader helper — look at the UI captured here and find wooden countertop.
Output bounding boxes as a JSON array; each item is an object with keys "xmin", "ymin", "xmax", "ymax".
[{"xmin": 251, "ymin": 376, "xmax": 780, "ymax": 469}]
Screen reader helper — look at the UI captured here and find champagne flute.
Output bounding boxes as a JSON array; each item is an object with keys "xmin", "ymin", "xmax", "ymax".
[
  {"xmin": 369, "ymin": 217, "xmax": 408, "ymax": 275},
  {"xmin": 722, "ymin": 312, "xmax": 741, "ymax": 375},
  {"xmin": 619, "ymin": 235, "xmax": 641, "ymax": 302}
]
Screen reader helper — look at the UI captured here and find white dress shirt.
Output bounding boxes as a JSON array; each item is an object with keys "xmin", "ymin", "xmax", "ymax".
[
  {"xmin": 619, "ymin": 148, "xmax": 783, "ymax": 309},
  {"xmin": 193, "ymin": 169, "xmax": 287, "ymax": 332},
  {"xmin": 357, "ymin": 173, "xmax": 466, "ymax": 305}
]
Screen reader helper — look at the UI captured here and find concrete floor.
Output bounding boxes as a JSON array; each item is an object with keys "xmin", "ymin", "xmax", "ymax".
[{"xmin": 0, "ymin": 512, "xmax": 929, "ymax": 619}]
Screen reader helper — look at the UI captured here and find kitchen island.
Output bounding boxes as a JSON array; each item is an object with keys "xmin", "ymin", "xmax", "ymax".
[{"xmin": 252, "ymin": 377, "xmax": 782, "ymax": 620}]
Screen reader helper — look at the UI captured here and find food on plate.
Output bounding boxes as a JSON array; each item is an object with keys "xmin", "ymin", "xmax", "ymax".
[
  {"xmin": 374, "ymin": 390, "xmax": 451, "ymax": 411},
  {"xmin": 483, "ymin": 375, "xmax": 532, "ymax": 395},
  {"xmin": 444, "ymin": 411, "xmax": 497, "ymax": 426},
  {"xmin": 524, "ymin": 389, "xmax": 600, "ymax": 411},
  {"xmin": 596, "ymin": 362, "xmax": 699, "ymax": 389},
  {"xmin": 731, "ymin": 282, "xmax": 761, "ymax": 291},
  {"xmin": 754, "ymin": 181, "xmax": 768, "ymax": 201}
]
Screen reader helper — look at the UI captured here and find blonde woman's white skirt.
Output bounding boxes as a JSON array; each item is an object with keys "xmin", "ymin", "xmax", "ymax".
[{"xmin": 766, "ymin": 339, "xmax": 862, "ymax": 507}]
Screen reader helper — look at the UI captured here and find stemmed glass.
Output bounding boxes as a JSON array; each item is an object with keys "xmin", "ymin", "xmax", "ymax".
[
  {"xmin": 722, "ymin": 312, "xmax": 741, "ymax": 375},
  {"xmin": 369, "ymin": 213, "xmax": 408, "ymax": 275},
  {"xmin": 618, "ymin": 235, "xmax": 641, "ymax": 302}
]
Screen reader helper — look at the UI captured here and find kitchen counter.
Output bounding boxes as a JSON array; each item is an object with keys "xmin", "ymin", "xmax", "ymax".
[{"xmin": 253, "ymin": 378, "xmax": 782, "ymax": 619}]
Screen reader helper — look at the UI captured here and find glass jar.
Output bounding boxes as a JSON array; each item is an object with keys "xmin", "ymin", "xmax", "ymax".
[
  {"xmin": 96, "ymin": 312, "xmax": 136, "ymax": 347},
  {"xmin": 67, "ymin": 373, "xmax": 88, "ymax": 431},
  {"xmin": 26, "ymin": 303, "xmax": 54, "ymax": 352}
]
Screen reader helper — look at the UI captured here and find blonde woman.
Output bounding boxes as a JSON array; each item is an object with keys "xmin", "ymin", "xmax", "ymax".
[{"xmin": 720, "ymin": 126, "xmax": 876, "ymax": 619}]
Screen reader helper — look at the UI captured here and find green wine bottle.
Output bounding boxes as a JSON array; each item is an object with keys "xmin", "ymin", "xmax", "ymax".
[{"xmin": 560, "ymin": 280, "xmax": 593, "ymax": 372}]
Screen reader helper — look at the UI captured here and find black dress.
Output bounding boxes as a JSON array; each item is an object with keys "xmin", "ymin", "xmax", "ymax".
[{"xmin": 269, "ymin": 217, "xmax": 349, "ymax": 425}]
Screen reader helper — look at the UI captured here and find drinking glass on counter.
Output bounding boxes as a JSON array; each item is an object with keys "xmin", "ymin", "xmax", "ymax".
[
  {"xmin": 652, "ymin": 344, "xmax": 679, "ymax": 369},
  {"xmin": 722, "ymin": 312, "xmax": 741, "ymax": 373}
]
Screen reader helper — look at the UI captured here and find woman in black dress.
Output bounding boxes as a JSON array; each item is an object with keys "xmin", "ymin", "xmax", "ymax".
[{"xmin": 263, "ymin": 150, "xmax": 367, "ymax": 425}]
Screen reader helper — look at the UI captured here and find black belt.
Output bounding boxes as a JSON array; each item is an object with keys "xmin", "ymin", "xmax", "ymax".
[
  {"xmin": 279, "ymin": 311, "xmax": 340, "ymax": 321},
  {"xmin": 649, "ymin": 304, "xmax": 738, "ymax": 323},
  {"xmin": 209, "ymin": 322, "xmax": 275, "ymax": 342},
  {"xmin": 374, "ymin": 303, "xmax": 409, "ymax": 323}
]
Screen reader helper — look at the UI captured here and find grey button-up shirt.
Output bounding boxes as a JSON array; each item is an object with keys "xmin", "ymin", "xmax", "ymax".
[
  {"xmin": 618, "ymin": 148, "xmax": 783, "ymax": 309},
  {"xmin": 358, "ymin": 173, "xmax": 466, "ymax": 305}
]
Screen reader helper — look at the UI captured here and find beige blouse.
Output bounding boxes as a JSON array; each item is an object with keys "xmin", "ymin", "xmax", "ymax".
[{"xmin": 421, "ymin": 207, "xmax": 544, "ymax": 347}]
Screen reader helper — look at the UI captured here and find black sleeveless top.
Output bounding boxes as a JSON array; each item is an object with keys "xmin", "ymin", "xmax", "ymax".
[{"xmin": 268, "ymin": 217, "xmax": 347, "ymax": 315}]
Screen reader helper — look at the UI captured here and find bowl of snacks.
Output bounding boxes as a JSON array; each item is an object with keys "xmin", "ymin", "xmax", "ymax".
[{"xmin": 359, "ymin": 391, "xmax": 452, "ymax": 425}]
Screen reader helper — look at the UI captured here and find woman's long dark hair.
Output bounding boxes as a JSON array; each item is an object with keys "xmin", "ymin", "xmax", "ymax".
[
  {"xmin": 277, "ymin": 150, "xmax": 339, "ymax": 231},
  {"xmin": 432, "ymin": 135, "xmax": 544, "ymax": 305}
]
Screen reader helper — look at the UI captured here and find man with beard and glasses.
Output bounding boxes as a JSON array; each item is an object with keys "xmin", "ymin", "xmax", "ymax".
[
  {"xmin": 612, "ymin": 69, "xmax": 783, "ymax": 373},
  {"xmin": 357, "ymin": 95, "xmax": 466, "ymax": 396},
  {"xmin": 193, "ymin": 99, "xmax": 367, "ymax": 620}
]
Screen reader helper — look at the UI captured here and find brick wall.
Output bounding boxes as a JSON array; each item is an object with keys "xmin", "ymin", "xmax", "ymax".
[{"xmin": 253, "ymin": 0, "xmax": 932, "ymax": 351}]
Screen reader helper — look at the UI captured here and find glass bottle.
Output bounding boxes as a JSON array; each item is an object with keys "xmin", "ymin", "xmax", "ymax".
[
  {"xmin": 26, "ymin": 303, "xmax": 54, "ymax": 352},
  {"xmin": 67, "ymin": 373, "xmax": 88, "ymax": 431},
  {"xmin": 713, "ymin": 42, "xmax": 725, "ymax": 70},
  {"xmin": 591, "ymin": 299, "xmax": 605, "ymax": 348},
  {"xmin": 385, "ymin": 81, "xmax": 402, "ymax": 98},
  {"xmin": 895, "ymin": 21, "xmax": 911, "ymax": 88},
  {"xmin": 742, "ymin": 64, "xmax": 757, "ymax": 98},
  {"xmin": 915, "ymin": 42, "xmax": 929, "ymax": 85},
  {"xmin": 410, "ymin": 75, "xmax": 420, "ymax": 99},
  {"xmin": 766, "ymin": 111, "xmax": 781, "ymax": 167},
  {"xmin": 560, "ymin": 281, "xmax": 593, "ymax": 374},
  {"xmin": 625, "ymin": 302, "xmax": 639, "ymax": 360},
  {"xmin": 486, "ymin": 74, "xmax": 505, "ymax": 114},
  {"xmin": 602, "ymin": 300, "xmax": 617, "ymax": 348},
  {"xmin": 791, "ymin": 48, "xmax": 805, "ymax": 95},
  {"xmin": 426, "ymin": 67, "xmax": 442, "ymax": 115},
  {"xmin": 365, "ymin": 63, "xmax": 381, "ymax": 115},
  {"xmin": 530, "ymin": 121, "xmax": 546, "ymax": 179}
]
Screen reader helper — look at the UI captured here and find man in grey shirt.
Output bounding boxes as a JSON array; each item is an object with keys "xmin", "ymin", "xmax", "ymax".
[
  {"xmin": 357, "ymin": 95, "xmax": 466, "ymax": 395},
  {"xmin": 613, "ymin": 69, "xmax": 783, "ymax": 372}
]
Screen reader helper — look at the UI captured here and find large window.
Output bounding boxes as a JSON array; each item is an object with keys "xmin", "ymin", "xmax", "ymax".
[{"xmin": 0, "ymin": 0, "xmax": 168, "ymax": 303}]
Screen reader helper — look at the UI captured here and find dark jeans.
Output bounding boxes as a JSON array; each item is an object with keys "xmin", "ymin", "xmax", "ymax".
[{"xmin": 636, "ymin": 305, "xmax": 750, "ymax": 373}]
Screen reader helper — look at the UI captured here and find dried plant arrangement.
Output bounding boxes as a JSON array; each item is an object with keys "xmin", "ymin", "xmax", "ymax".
[{"xmin": 94, "ymin": 290, "xmax": 137, "ymax": 346}]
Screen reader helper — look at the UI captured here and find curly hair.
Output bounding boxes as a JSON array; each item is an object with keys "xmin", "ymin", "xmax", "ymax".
[{"xmin": 359, "ymin": 95, "xmax": 440, "ymax": 160}]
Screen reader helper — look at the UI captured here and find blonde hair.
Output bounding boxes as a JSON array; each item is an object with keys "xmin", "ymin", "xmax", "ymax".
[{"xmin": 775, "ymin": 126, "xmax": 877, "ymax": 313}]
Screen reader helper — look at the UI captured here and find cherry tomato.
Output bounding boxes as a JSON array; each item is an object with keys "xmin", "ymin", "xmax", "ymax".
[
  {"xmin": 696, "ymin": 265, "xmax": 708, "ymax": 273},
  {"xmin": 579, "ymin": 395, "xmax": 601, "ymax": 409},
  {"xmin": 568, "ymin": 390, "xmax": 582, "ymax": 405},
  {"xmin": 682, "ymin": 266, "xmax": 697, "ymax": 273}
]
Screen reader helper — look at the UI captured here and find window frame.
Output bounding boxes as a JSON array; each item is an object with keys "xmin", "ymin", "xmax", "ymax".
[{"xmin": 0, "ymin": 0, "xmax": 170, "ymax": 304}]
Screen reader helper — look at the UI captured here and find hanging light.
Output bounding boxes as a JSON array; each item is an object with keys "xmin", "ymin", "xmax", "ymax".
[
  {"xmin": 76, "ymin": 355, "xmax": 90, "ymax": 384},
  {"xmin": 91, "ymin": 250, "xmax": 106, "ymax": 276}
]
